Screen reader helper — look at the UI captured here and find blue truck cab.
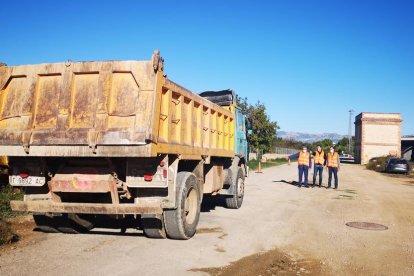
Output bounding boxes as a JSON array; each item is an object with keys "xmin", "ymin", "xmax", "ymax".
[{"xmin": 235, "ymin": 106, "xmax": 250, "ymax": 161}]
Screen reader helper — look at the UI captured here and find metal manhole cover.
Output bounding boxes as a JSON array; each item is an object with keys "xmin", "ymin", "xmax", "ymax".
[{"xmin": 346, "ymin": 222, "xmax": 388, "ymax": 231}]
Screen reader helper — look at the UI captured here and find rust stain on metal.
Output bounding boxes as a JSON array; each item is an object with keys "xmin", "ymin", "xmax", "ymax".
[
  {"xmin": 50, "ymin": 180, "xmax": 112, "ymax": 193},
  {"xmin": 10, "ymin": 200, "xmax": 162, "ymax": 215},
  {"xmin": 0, "ymin": 51, "xmax": 235, "ymax": 159}
]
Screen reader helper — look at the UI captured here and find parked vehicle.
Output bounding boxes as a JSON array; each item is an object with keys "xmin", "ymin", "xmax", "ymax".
[
  {"xmin": 385, "ymin": 158, "xmax": 410, "ymax": 174},
  {"xmin": 0, "ymin": 51, "xmax": 251, "ymax": 239},
  {"xmin": 339, "ymin": 153, "xmax": 355, "ymax": 163}
]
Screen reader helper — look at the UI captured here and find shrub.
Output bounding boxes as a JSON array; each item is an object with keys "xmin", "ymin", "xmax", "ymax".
[
  {"xmin": 0, "ymin": 219, "xmax": 18, "ymax": 245},
  {"xmin": 366, "ymin": 156, "xmax": 391, "ymax": 172},
  {"xmin": 0, "ymin": 185, "xmax": 25, "ymax": 246},
  {"xmin": 0, "ymin": 185, "xmax": 24, "ymax": 219},
  {"xmin": 248, "ymin": 158, "xmax": 287, "ymax": 170}
]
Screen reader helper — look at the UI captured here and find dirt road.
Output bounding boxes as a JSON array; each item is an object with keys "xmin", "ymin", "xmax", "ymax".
[{"xmin": 1, "ymin": 164, "xmax": 413, "ymax": 275}]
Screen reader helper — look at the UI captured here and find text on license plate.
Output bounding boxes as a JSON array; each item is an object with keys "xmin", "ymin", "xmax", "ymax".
[{"xmin": 10, "ymin": 176, "xmax": 46, "ymax": 186}]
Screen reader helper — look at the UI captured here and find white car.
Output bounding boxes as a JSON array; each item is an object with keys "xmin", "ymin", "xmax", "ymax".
[{"xmin": 339, "ymin": 153, "xmax": 355, "ymax": 162}]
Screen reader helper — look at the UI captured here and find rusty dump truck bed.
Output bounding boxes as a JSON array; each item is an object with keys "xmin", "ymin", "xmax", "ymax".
[{"xmin": 0, "ymin": 52, "xmax": 235, "ymax": 159}]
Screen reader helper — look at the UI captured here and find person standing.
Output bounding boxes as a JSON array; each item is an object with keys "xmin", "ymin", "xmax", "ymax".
[
  {"xmin": 327, "ymin": 146, "xmax": 340, "ymax": 189},
  {"xmin": 312, "ymin": 145, "xmax": 325, "ymax": 188},
  {"xmin": 288, "ymin": 146, "xmax": 312, "ymax": 188}
]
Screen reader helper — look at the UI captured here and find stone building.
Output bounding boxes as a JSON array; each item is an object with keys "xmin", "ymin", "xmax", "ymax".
[{"xmin": 354, "ymin": 112, "xmax": 402, "ymax": 164}]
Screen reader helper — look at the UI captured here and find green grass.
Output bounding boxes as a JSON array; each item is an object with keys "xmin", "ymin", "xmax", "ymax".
[{"xmin": 248, "ymin": 158, "xmax": 288, "ymax": 171}]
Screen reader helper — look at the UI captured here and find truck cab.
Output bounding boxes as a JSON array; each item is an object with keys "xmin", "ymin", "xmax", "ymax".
[{"xmin": 235, "ymin": 107, "xmax": 249, "ymax": 163}]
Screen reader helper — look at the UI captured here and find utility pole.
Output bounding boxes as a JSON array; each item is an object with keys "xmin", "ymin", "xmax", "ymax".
[{"xmin": 348, "ymin": 109, "xmax": 354, "ymax": 153}]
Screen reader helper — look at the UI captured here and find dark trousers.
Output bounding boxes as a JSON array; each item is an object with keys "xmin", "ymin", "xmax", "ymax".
[
  {"xmin": 298, "ymin": 165, "xmax": 309, "ymax": 187},
  {"xmin": 328, "ymin": 167, "xmax": 338, "ymax": 188},
  {"xmin": 313, "ymin": 164, "xmax": 323, "ymax": 186}
]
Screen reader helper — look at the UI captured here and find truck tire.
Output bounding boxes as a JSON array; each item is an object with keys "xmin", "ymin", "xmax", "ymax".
[
  {"xmin": 164, "ymin": 172, "xmax": 201, "ymax": 240},
  {"xmin": 225, "ymin": 167, "xmax": 245, "ymax": 209},
  {"xmin": 142, "ymin": 214, "xmax": 167, "ymax": 239},
  {"xmin": 33, "ymin": 214, "xmax": 60, "ymax": 233}
]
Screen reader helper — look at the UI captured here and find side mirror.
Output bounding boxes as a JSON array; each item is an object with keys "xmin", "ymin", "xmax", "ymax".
[{"xmin": 246, "ymin": 117, "xmax": 253, "ymax": 130}]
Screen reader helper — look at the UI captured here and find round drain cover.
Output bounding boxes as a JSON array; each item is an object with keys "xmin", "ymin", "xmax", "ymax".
[{"xmin": 346, "ymin": 222, "xmax": 388, "ymax": 231}]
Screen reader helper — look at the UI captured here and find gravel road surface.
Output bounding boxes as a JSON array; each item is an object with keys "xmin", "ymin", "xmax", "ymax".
[{"xmin": 1, "ymin": 163, "xmax": 413, "ymax": 275}]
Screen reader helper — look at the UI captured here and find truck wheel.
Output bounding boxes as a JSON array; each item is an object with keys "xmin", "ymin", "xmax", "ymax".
[
  {"xmin": 225, "ymin": 167, "xmax": 245, "ymax": 209},
  {"xmin": 33, "ymin": 214, "xmax": 60, "ymax": 233},
  {"xmin": 164, "ymin": 172, "xmax": 201, "ymax": 240},
  {"xmin": 142, "ymin": 214, "xmax": 167, "ymax": 239}
]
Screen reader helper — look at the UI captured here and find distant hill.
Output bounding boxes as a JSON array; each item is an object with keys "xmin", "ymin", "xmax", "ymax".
[{"xmin": 278, "ymin": 131, "xmax": 345, "ymax": 143}]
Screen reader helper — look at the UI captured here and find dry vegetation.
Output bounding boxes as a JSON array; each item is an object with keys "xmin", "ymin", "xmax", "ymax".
[
  {"xmin": 0, "ymin": 184, "xmax": 24, "ymax": 246},
  {"xmin": 365, "ymin": 156, "xmax": 390, "ymax": 172}
]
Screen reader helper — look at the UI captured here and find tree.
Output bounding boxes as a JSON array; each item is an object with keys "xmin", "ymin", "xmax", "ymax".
[
  {"xmin": 335, "ymin": 137, "xmax": 348, "ymax": 154},
  {"xmin": 313, "ymin": 139, "xmax": 334, "ymax": 150},
  {"xmin": 237, "ymin": 96, "xmax": 279, "ymax": 153},
  {"xmin": 273, "ymin": 137, "xmax": 310, "ymax": 151},
  {"xmin": 335, "ymin": 136, "xmax": 355, "ymax": 154}
]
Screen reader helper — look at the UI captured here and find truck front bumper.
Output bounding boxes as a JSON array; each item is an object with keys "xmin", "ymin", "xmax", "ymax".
[{"xmin": 11, "ymin": 200, "xmax": 162, "ymax": 215}]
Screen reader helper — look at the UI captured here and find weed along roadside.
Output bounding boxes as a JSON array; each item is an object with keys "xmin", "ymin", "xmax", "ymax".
[
  {"xmin": 366, "ymin": 156, "xmax": 390, "ymax": 172},
  {"xmin": 0, "ymin": 185, "xmax": 24, "ymax": 246},
  {"xmin": 366, "ymin": 156, "xmax": 414, "ymax": 181}
]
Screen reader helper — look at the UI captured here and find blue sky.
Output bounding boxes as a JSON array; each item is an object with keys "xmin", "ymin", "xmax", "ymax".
[{"xmin": 1, "ymin": 0, "xmax": 413, "ymax": 135}]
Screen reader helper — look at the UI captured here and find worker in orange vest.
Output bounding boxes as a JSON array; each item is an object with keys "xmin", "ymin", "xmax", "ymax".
[
  {"xmin": 288, "ymin": 146, "xmax": 312, "ymax": 188},
  {"xmin": 312, "ymin": 144, "xmax": 326, "ymax": 188},
  {"xmin": 327, "ymin": 146, "xmax": 340, "ymax": 189}
]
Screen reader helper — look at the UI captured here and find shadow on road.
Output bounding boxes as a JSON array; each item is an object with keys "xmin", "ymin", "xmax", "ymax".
[
  {"xmin": 32, "ymin": 200, "xmax": 229, "ymax": 236},
  {"xmin": 84, "ymin": 215, "xmax": 143, "ymax": 236},
  {"xmin": 32, "ymin": 214, "xmax": 145, "ymax": 236},
  {"xmin": 273, "ymin": 180, "xmax": 298, "ymax": 186},
  {"xmin": 201, "ymin": 195, "xmax": 226, "ymax": 213},
  {"xmin": 87, "ymin": 230, "xmax": 144, "ymax": 237}
]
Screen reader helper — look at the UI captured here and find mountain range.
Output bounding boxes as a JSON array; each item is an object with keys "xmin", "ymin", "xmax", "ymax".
[{"xmin": 277, "ymin": 131, "xmax": 345, "ymax": 143}]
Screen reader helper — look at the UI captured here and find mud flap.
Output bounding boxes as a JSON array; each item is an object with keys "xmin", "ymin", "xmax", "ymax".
[{"xmin": 141, "ymin": 214, "xmax": 167, "ymax": 239}]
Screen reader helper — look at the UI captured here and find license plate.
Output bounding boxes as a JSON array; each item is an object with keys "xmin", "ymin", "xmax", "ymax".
[{"xmin": 10, "ymin": 175, "xmax": 46, "ymax": 186}]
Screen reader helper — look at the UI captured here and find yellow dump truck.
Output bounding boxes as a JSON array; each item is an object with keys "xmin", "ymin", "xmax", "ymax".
[{"xmin": 0, "ymin": 51, "xmax": 250, "ymax": 239}]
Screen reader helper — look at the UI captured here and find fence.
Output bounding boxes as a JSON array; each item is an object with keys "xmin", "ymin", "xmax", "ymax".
[
  {"xmin": 274, "ymin": 147, "xmax": 298, "ymax": 155},
  {"xmin": 249, "ymin": 147, "xmax": 298, "ymax": 161}
]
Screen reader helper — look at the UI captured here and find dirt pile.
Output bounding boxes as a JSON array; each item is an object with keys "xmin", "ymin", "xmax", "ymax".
[
  {"xmin": 192, "ymin": 248, "xmax": 326, "ymax": 275},
  {"xmin": 0, "ymin": 216, "xmax": 38, "ymax": 254}
]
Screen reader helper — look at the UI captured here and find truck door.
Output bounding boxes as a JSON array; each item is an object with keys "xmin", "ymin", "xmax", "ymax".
[{"xmin": 235, "ymin": 108, "xmax": 248, "ymax": 158}]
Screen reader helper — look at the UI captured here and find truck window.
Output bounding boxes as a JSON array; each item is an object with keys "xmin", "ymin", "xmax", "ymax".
[{"xmin": 237, "ymin": 111, "xmax": 244, "ymax": 132}]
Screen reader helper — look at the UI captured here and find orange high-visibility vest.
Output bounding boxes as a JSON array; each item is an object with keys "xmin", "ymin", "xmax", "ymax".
[
  {"xmin": 327, "ymin": 152, "xmax": 339, "ymax": 167},
  {"xmin": 298, "ymin": 151, "xmax": 310, "ymax": 166},
  {"xmin": 314, "ymin": 151, "xmax": 325, "ymax": 165}
]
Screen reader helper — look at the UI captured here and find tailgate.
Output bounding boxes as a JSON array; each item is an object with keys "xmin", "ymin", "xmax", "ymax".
[{"xmin": 0, "ymin": 58, "xmax": 159, "ymax": 151}]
